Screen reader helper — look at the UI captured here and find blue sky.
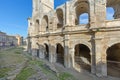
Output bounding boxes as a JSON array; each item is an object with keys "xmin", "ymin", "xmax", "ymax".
[
  {"xmin": 0, "ymin": 0, "xmax": 32, "ymax": 38},
  {"xmin": 0, "ymin": 0, "xmax": 114, "ymax": 38}
]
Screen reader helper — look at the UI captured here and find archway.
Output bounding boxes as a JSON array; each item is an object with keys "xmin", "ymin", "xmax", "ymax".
[
  {"xmin": 106, "ymin": 43, "xmax": 120, "ymax": 77},
  {"xmin": 74, "ymin": 0, "xmax": 89, "ymax": 25},
  {"xmin": 74, "ymin": 44, "xmax": 91, "ymax": 71},
  {"xmin": 56, "ymin": 43, "xmax": 64, "ymax": 65},
  {"xmin": 106, "ymin": 0, "xmax": 120, "ymax": 19},
  {"xmin": 41, "ymin": 15, "xmax": 49, "ymax": 32},
  {"xmin": 37, "ymin": 49, "xmax": 39, "ymax": 57},
  {"xmin": 56, "ymin": 8, "xmax": 64, "ymax": 28},
  {"xmin": 44, "ymin": 43, "xmax": 49, "ymax": 60},
  {"xmin": 35, "ymin": 19, "xmax": 39, "ymax": 34}
]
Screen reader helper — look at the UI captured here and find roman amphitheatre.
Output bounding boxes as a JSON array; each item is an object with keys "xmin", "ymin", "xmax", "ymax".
[{"xmin": 27, "ymin": 0, "xmax": 120, "ymax": 77}]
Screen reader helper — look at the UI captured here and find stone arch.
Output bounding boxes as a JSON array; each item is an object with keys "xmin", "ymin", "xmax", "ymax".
[
  {"xmin": 56, "ymin": 8, "xmax": 64, "ymax": 28},
  {"xmin": 106, "ymin": 0, "xmax": 120, "ymax": 19},
  {"xmin": 108, "ymin": 39, "xmax": 120, "ymax": 48},
  {"xmin": 41, "ymin": 15, "xmax": 49, "ymax": 32},
  {"xmin": 74, "ymin": 43, "xmax": 91, "ymax": 72},
  {"xmin": 35, "ymin": 19, "xmax": 39, "ymax": 34},
  {"xmin": 71, "ymin": 40, "xmax": 91, "ymax": 55},
  {"xmin": 106, "ymin": 42, "xmax": 120, "ymax": 77},
  {"xmin": 56, "ymin": 43, "xmax": 64, "ymax": 65},
  {"xmin": 70, "ymin": 0, "xmax": 90, "ymax": 25},
  {"xmin": 70, "ymin": 0, "xmax": 90, "ymax": 8}
]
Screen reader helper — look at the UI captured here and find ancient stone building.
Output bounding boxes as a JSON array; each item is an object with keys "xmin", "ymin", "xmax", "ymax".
[{"xmin": 27, "ymin": 0, "xmax": 120, "ymax": 77}]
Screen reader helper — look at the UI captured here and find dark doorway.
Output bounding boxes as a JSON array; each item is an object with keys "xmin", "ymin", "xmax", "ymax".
[
  {"xmin": 74, "ymin": 44, "xmax": 91, "ymax": 71},
  {"xmin": 107, "ymin": 43, "xmax": 120, "ymax": 77},
  {"xmin": 56, "ymin": 43, "xmax": 64, "ymax": 65}
]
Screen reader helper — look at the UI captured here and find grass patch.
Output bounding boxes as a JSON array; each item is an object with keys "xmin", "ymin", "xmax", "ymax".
[
  {"xmin": 14, "ymin": 47, "xmax": 24, "ymax": 54},
  {"xmin": 29, "ymin": 60, "xmax": 58, "ymax": 80},
  {"xmin": 29, "ymin": 60, "xmax": 50, "ymax": 74},
  {"xmin": 0, "ymin": 67, "xmax": 11, "ymax": 78},
  {"xmin": 15, "ymin": 51, "xmax": 21, "ymax": 54},
  {"xmin": 29, "ymin": 60, "xmax": 76, "ymax": 80},
  {"xmin": 14, "ymin": 67, "xmax": 34, "ymax": 80},
  {"xmin": 58, "ymin": 72, "xmax": 76, "ymax": 80}
]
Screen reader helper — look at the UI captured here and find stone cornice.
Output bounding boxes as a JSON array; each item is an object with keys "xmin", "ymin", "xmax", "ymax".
[{"xmin": 29, "ymin": 26, "xmax": 120, "ymax": 38}]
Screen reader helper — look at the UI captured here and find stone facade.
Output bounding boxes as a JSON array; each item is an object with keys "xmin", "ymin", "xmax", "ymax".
[{"xmin": 27, "ymin": 0, "xmax": 120, "ymax": 77}]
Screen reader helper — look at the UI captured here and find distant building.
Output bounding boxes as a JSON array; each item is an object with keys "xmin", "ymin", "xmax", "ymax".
[
  {"xmin": 7, "ymin": 35, "xmax": 18, "ymax": 46},
  {"xmin": 0, "ymin": 31, "xmax": 7, "ymax": 47},
  {"xmin": 0, "ymin": 31, "xmax": 21, "ymax": 48}
]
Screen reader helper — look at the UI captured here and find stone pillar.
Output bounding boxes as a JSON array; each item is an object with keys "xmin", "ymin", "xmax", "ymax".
[
  {"xmin": 64, "ymin": 35, "xmax": 71, "ymax": 68},
  {"xmin": 91, "ymin": 34, "xmax": 96, "ymax": 74},
  {"xmin": 69, "ymin": 47, "xmax": 75, "ymax": 68},
  {"xmin": 65, "ymin": 1, "xmax": 70, "ymax": 26},
  {"xmin": 31, "ymin": 38, "xmax": 38, "ymax": 58},
  {"xmin": 32, "ymin": 49, "xmax": 37, "ymax": 57},
  {"xmin": 49, "ymin": 44, "xmax": 56, "ymax": 63},
  {"xmin": 27, "ymin": 37, "xmax": 32, "ymax": 54},
  {"xmin": 95, "ymin": 39, "xmax": 107, "ymax": 77},
  {"xmin": 69, "ymin": 6, "xmax": 75, "ymax": 26},
  {"xmin": 94, "ymin": 0, "xmax": 106, "ymax": 28},
  {"xmin": 39, "ymin": 46, "xmax": 45, "ymax": 59},
  {"xmin": 91, "ymin": 52, "xmax": 96, "ymax": 74},
  {"xmin": 89, "ymin": 0, "xmax": 96, "ymax": 28}
]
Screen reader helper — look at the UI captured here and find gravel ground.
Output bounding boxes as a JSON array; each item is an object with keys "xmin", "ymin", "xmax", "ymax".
[{"xmin": 0, "ymin": 47, "xmax": 120, "ymax": 80}]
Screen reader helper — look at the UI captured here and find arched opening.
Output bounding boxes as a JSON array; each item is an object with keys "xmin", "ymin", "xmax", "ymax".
[
  {"xmin": 37, "ymin": 49, "xmax": 39, "ymax": 57},
  {"xmin": 75, "ymin": 0, "xmax": 89, "ymax": 25},
  {"xmin": 107, "ymin": 0, "xmax": 120, "ymax": 19},
  {"xmin": 41, "ymin": 15, "xmax": 49, "ymax": 32},
  {"xmin": 35, "ymin": 19, "xmax": 39, "ymax": 33},
  {"xmin": 106, "ymin": 43, "xmax": 120, "ymax": 77},
  {"xmin": 56, "ymin": 9, "xmax": 64, "ymax": 28},
  {"xmin": 106, "ymin": 7, "xmax": 115, "ymax": 20},
  {"xmin": 44, "ymin": 43, "xmax": 49, "ymax": 60},
  {"xmin": 74, "ymin": 44, "xmax": 91, "ymax": 71},
  {"xmin": 56, "ymin": 43, "xmax": 64, "ymax": 65}
]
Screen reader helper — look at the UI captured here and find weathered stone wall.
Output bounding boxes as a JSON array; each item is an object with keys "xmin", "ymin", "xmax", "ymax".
[{"xmin": 27, "ymin": 0, "xmax": 120, "ymax": 77}]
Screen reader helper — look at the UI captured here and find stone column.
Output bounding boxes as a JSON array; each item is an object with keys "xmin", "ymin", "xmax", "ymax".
[
  {"xmin": 94, "ymin": 0, "xmax": 106, "ymax": 28},
  {"xmin": 65, "ymin": 1, "xmax": 70, "ymax": 26},
  {"xmin": 95, "ymin": 39, "xmax": 107, "ymax": 77},
  {"xmin": 91, "ymin": 34, "xmax": 96, "ymax": 74},
  {"xmin": 89, "ymin": 0, "xmax": 96, "ymax": 28},
  {"xmin": 91, "ymin": 53, "xmax": 96, "ymax": 74},
  {"xmin": 27, "ymin": 37, "xmax": 32, "ymax": 54},
  {"xmin": 64, "ymin": 35, "xmax": 71, "ymax": 68},
  {"xmin": 39, "ymin": 46, "xmax": 45, "ymax": 59},
  {"xmin": 49, "ymin": 44, "xmax": 56, "ymax": 63},
  {"xmin": 31, "ymin": 38, "xmax": 38, "ymax": 58},
  {"xmin": 69, "ymin": 47, "xmax": 75, "ymax": 68}
]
